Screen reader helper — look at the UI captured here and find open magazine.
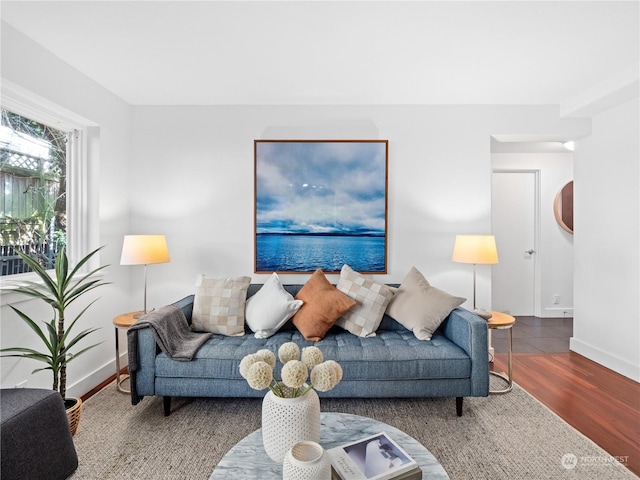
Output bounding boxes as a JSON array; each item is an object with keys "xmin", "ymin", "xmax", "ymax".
[{"xmin": 327, "ymin": 432, "xmax": 421, "ymax": 480}]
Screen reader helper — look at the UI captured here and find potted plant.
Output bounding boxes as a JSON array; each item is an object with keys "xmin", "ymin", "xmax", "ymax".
[
  {"xmin": 1, "ymin": 246, "xmax": 109, "ymax": 434},
  {"xmin": 239, "ymin": 343, "xmax": 343, "ymax": 462}
]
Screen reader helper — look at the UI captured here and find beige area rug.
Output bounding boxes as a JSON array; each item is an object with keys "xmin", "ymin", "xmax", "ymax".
[{"xmin": 70, "ymin": 381, "xmax": 637, "ymax": 480}]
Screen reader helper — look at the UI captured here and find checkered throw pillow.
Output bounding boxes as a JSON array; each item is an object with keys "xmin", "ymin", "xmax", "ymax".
[
  {"xmin": 191, "ymin": 276, "xmax": 251, "ymax": 336},
  {"xmin": 335, "ymin": 264, "xmax": 395, "ymax": 337}
]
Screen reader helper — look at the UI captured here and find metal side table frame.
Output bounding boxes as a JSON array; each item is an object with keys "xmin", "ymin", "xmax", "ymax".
[
  {"xmin": 488, "ymin": 311, "xmax": 514, "ymax": 394},
  {"xmin": 113, "ymin": 311, "xmax": 141, "ymax": 394}
]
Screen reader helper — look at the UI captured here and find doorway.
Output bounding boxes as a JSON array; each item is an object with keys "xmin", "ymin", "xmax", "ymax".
[{"xmin": 491, "ymin": 170, "xmax": 540, "ymax": 316}]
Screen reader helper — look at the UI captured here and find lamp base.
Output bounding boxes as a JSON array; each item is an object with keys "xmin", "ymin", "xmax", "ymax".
[
  {"xmin": 473, "ymin": 308, "xmax": 493, "ymax": 320},
  {"xmin": 133, "ymin": 308, "xmax": 155, "ymax": 319}
]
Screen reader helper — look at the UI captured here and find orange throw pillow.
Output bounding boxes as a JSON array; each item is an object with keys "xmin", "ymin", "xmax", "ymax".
[{"xmin": 292, "ymin": 269, "xmax": 357, "ymax": 341}]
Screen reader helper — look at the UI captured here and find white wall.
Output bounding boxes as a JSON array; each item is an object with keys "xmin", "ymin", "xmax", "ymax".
[
  {"xmin": 491, "ymin": 153, "xmax": 574, "ymax": 317},
  {"xmin": 8, "ymin": 19, "xmax": 634, "ymax": 393},
  {"xmin": 572, "ymin": 97, "xmax": 640, "ymax": 382},
  {"xmin": 129, "ymin": 106, "xmax": 589, "ymax": 317},
  {"xmin": 0, "ymin": 23, "xmax": 134, "ymax": 396}
]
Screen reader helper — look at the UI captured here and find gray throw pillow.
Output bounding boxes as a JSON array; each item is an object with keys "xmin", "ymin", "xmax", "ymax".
[{"xmin": 386, "ymin": 266, "xmax": 465, "ymax": 340}]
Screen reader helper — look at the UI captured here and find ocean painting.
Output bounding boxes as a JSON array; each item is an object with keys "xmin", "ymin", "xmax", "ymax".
[{"xmin": 255, "ymin": 140, "xmax": 388, "ymax": 273}]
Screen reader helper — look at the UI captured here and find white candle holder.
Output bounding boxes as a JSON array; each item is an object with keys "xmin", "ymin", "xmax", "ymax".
[{"xmin": 282, "ymin": 441, "xmax": 331, "ymax": 480}]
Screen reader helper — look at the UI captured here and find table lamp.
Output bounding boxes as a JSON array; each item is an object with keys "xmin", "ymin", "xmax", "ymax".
[
  {"xmin": 120, "ymin": 235, "xmax": 170, "ymax": 317},
  {"xmin": 451, "ymin": 234, "xmax": 499, "ymax": 320}
]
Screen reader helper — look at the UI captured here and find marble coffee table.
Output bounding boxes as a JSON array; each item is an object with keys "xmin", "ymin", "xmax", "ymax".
[{"xmin": 210, "ymin": 412, "xmax": 449, "ymax": 479}]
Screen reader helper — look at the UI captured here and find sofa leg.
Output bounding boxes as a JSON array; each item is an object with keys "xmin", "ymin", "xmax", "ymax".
[
  {"xmin": 163, "ymin": 396, "xmax": 171, "ymax": 416},
  {"xmin": 456, "ymin": 397, "xmax": 463, "ymax": 416}
]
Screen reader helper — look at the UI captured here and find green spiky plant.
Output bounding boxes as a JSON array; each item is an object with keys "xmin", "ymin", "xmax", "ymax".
[{"xmin": 1, "ymin": 246, "xmax": 109, "ymax": 399}]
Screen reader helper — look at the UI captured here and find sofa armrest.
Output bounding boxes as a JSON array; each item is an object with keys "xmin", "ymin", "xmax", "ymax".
[
  {"xmin": 133, "ymin": 328, "xmax": 158, "ymax": 396},
  {"xmin": 172, "ymin": 295, "xmax": 195, "ymax": 325},
  {"xmin": 131, "ymin": 295, "xmax": 195, "ymax": 397},
  {"xmin": 441, "ymin": 308, "xmax": 489, "ymax": 396}
]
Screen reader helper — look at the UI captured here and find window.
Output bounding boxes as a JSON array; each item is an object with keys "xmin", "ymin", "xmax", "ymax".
[{"xmin": 1, "ymin": 109, "xmax": 69, "ymax": 275}]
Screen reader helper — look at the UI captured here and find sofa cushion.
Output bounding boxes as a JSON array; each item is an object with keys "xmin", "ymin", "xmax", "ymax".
[
  {"xmin": 245, "ymin": 273, "xmax": 303, "ymax": 338},
  {"xmin": 154, "ymin": 329, "xmax": 471, "ymax": 382},
  {"xmin": 191, "ymin": 275, "xmax": 251, "ymax": 336},
  {"xmin": 291, "ymin": 269, "xmax": 356, "ymax": 341},
  {"xmin": 386, "ymin": 266, "xmax": 465, "ymax": 340},
  {"xmin": 335, "ymin": 264, "xmax": 395, "ymax": 337}
]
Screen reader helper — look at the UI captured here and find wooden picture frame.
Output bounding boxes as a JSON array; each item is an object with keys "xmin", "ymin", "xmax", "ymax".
[{"xmin": 254, "ymin": 140, "xmax": 388, "ymax": 274}]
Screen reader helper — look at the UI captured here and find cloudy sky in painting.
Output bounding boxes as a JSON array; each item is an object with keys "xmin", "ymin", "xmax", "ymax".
[{"xmin": 256, "ymin": 141, "xmax": 387, "ymax": 235}]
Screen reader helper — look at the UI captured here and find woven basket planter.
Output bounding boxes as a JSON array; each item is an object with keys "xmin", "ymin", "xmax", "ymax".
[{"xmin": 65, "ymin": 397, "xmax": 83, "ymax": 436}]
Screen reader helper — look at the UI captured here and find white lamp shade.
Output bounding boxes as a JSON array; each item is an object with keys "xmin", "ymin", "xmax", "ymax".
[
  {"xmin": 120, "ymin": 235, "xmax": 170, "ymax": 265},
  {"xmin": 451, "ymin": 235, "xmax": 499, "ymax": 264}
]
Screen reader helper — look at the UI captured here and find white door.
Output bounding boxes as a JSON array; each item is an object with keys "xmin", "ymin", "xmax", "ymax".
[{"xmin": 491, "ymin": 171, "xmax": 538, "ymax": 316}]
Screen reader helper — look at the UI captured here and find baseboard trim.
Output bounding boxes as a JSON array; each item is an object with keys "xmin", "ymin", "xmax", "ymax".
[
  {"xmin": 66, "ymin": 352, "xmax": 125, "ymax": 398},
  {"xmin": 570, "ymin": 337, "xmax": 640, "ymax": 382}
]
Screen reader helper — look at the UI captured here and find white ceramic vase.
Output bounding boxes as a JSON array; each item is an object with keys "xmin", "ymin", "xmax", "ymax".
[
  {"xmin": 283, "ymin": 441, "xmax": 331, "ymax": 480},
  {"xmin": 262, "ymin": 386, "xmax": 321, "ymax": 463}
]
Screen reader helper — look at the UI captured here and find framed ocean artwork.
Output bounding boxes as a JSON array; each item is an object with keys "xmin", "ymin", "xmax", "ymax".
[{"xmin": 254, "ymin": 139, "xmax": 388, "ymax": 274}]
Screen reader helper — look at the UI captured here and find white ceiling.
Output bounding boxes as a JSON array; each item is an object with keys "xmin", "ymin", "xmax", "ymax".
[{"xmin": 2, "ymin": 1, "xmax": 638, "ymax": 106}]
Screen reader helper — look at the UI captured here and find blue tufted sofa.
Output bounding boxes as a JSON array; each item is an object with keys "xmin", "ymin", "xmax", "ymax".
[{"xmin": 130, "ymin": 284, "xmax": 489, "ymax": 417}]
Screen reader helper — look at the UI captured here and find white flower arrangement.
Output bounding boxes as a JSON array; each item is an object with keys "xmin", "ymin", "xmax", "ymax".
[{"xmin": 239, "ymin": 343, "xmax": 343, "ymax": 398}]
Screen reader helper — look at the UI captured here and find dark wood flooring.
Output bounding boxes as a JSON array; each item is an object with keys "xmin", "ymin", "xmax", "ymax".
[
  {"xmin": 490, "ymin": 315, "xmax": 640, "ymax": 477},
  {"xmin": 491, "ymin": 315, "xmax": 573, "ymax": 354}
]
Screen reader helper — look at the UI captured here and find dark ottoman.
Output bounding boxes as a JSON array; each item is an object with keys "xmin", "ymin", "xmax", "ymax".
[{"xmin": 1, "ymin": 388, "xmax": 78, "ymax": 480}]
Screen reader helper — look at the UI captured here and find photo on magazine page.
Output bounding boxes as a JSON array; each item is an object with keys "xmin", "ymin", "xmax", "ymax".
[{"xmin": 329, "ymin": 432, "xmax": 417, "ymax": 480}]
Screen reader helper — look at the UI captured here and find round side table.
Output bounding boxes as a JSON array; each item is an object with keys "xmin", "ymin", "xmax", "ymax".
[
  {"xmin": 487, "ymin": 311, "xmax": 515, "ymax": 394},
  {"xmin": 112, "ymin": 311, "xmax": 142, "ymax": 393}
]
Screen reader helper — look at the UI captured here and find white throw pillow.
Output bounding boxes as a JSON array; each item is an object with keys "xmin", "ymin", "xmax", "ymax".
[
  {"xmin": 386, "ymin": 266, "xmax": 465, "ymax": 340},
  {"xmin": 335, "ymin": 264, "xmax": 395, "ymax": 337},
  {"xmin": 246, "ymin": 273, "xmax": 303, "ymax": 339},
  {"xmin": 191, "ymin": 275, "xmax": 251, "ymax": 336}
]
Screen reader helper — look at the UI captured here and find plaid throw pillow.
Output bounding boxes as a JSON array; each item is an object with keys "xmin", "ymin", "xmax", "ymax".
[
  {"xmin": 335, "ymin": 264, "xmax": 395, "ymax": 337},
  {"xmin": 191, "ymin": 276, "xmax": 251, "ymax": 336}
]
